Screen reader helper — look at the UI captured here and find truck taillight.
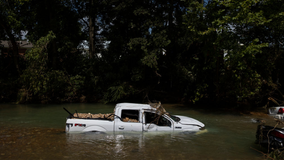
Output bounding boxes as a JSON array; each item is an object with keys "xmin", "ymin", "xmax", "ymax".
[
  {"xmin": 278, "ymin": 108, "xmax": 284, "ymax": 114},
  {"xmin": 271, "ymin": 130, "xmax": 284, "ymax": 139}
]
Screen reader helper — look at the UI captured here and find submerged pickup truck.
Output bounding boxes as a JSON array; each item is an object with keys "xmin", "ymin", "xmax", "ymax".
[{"xmin": 65, "ymin": 103, "xmax": 205, "ymax": 133}]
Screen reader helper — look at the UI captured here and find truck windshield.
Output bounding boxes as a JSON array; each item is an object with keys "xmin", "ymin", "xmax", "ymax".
[
  {"xmin": 169, "ymin": 115, "xmax": 180, "ymax": 122},
  {"xmin": 145, "ymin": 112, "xmax": 171, "ymax": 127},
  {"xmin": 143, "ymin": 109, "xmax": 180, "ymax": 122}
]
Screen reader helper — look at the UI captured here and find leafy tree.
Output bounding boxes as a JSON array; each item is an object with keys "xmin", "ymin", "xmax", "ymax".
[
  {"xmin": 183, "ymin": 0, "xmax": 284, "ymax": 106},
  {"xmin": 20, "ymin": 31, "xmax": 85, "ymax": 103},
  {"xmin": 21, "ymin": 0, "xmax": 86, "ymax": 69},
  {"xmin": 0, "ymin": 0, "xmax": 29, "ymax": 75},
  {"xmin": 98, "ymin": 0, "xmax": 192, "ymax": 103}
]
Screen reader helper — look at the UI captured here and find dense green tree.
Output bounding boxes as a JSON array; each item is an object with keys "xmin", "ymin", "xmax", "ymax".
[
  {"xmin": 0, "ymin": 0, "xmax": 28, "ymax": 75},
  {"xmin": 97, "ymin": 0, "xmax": 192, "ymax": 103},
  {"xmin": 22, "ymin": 0, "xmax": 86, "ymax": 69},
  {"xmin": 0, "ymin": 0, "xmax": 30, "ymax": 102},
  {"xmin": 20, "ymin": 31, "xmax": 87, "ymax": 103},
  {"xmin": 183, "ymin": 0, "xmax": 284, "ymax": 106}
]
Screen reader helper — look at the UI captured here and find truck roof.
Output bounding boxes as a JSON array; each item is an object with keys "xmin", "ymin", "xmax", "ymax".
[{"xmin": 115, "ymin": 103, "xmax": 153, "ymax": 110}]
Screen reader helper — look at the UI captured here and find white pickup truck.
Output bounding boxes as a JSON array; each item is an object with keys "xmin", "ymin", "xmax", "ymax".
[{"xmin": 65, "ymin": 103, "xmax": 205, "ymax": 133}]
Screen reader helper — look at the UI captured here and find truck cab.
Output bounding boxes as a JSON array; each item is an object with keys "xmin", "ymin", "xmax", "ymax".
[{"xmin": 114, "ymin": 103, "xmax": 176, "ymax": 132}]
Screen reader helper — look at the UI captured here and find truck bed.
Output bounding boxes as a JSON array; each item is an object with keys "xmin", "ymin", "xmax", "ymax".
[
  {"xmin": 70, "ymin": 113, "xmax": 138, "ymax": 122},
  {"xmin": 71, "ymin": 113, "xmax": 114, "ymax": 120}
]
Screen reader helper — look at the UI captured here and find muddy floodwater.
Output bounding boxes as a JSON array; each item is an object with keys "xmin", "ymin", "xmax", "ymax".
[{"xmin": 0, "ymin": 103, "xmax": 277, "ymax": 159}]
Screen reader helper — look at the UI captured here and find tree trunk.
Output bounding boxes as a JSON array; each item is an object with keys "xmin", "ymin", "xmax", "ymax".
[
  {"xmin": 52, "ymin": 42, "xmax": 57, "ymax": 69},
  {"xmin": 89, "ymin": 0, "xmax": 95, "ymax": 59},
  {"xmin": 0, "ymin": 20, "xmax": 20, "ymax": 75},
  {"xmin": 47, "ymin": 0, "xmax": 57, "ymax": 69},
  {"xmin": 215, "ymin": 52, "xmax": 220, "ymax": 102}
]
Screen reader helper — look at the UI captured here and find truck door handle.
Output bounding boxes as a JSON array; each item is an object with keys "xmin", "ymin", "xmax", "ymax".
[{"xmin": 118, "ymin": 126, "xmax": 124, "ymax": 130}]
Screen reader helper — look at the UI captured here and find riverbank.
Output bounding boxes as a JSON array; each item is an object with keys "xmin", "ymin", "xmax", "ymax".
[{"xmin": 0, "ymin": 99, "xmax": 271, "ymax": 118}]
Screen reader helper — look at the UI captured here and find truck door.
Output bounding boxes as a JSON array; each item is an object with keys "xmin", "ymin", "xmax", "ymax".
[
  {"xmin": 114, "ymin": 109, "xmax": 143, "ymax": 132},
  {"xmin": 143, "ymin": 111, "xmax": 173, "ymax": 132}
]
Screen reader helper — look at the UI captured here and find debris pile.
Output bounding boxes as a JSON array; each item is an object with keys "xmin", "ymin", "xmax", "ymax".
[
  {"xmin": 122, "ymin": 117, "xmax": 138, "ymax": 122},
  {"xmin": 72, "ymin": 113, "xmax": 138, "ymax": 122},
  {"xmin": 72, "ymin": 113, "xmax": 114, "ymax": 120},
  {"xmin": 148, "ymin": 101, "xmax": 169, "ymax": 125},
  {"xmin": 149, "ymin": 101, "xmax": 169, "ymax": 116}
]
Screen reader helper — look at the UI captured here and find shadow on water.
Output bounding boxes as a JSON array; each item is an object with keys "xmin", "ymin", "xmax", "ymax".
[{"xmin": 0, "ymin": 103, "xmax": 272, "ymax": 159}]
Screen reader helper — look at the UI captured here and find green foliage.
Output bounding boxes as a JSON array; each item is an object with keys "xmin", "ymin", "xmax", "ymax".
[
  {"xmin": 103, "ymin": 83, "xmax": 137, "ymax": 103},
  {"xmin": 20, "ymin": 31, "xmax": 85, "ymax": 102},
  {"xmin": 2, "ymin": 0, "xmax": 284, "ymax": 106},
  {"xmin": 25, "ymin": 31, "xmax": 56, "ymax": 66},
  {"xmin": 0, "ymin": 0, "xmax": 27, "ymax": 33},
  {"xmin": 266, "ymin": 149, "xmax": 284, "ymax": 160},
  {"xmin": 181, "ymin": 0, "xmax": 284, "ymax": 105}
]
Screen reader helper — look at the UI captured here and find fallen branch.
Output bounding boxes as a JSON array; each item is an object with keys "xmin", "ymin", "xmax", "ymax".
[{"xmin": 250, "ymin": 147, "xmax": 274, "ymax": 160}]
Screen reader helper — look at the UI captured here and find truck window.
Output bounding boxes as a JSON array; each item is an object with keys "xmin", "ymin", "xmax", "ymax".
[
  {"xmin": 144, "ymin": 112, "xmax": 171, "ymax": 127},
  {"xmin": 121, "ymin": 110, "xmax": 139, "ymax": 122}
]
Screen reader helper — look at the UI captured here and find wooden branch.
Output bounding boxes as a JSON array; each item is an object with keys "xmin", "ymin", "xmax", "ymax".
[
  {"xmin": 0, "ymin": 18, "xmax": 20, "ymax": 75},
  {"xmin": 155, "ymin": 70, "xmax": 161, "ymax": 77},
  {"xmin": 250, "ymin": 147, "xmax": 274, "ymax": 160}
]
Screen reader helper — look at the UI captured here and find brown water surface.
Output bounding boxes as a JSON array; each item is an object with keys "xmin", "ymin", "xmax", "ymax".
[{"xmin": 0, "ymin": 103, "xmax": 276, "ymax": 159}]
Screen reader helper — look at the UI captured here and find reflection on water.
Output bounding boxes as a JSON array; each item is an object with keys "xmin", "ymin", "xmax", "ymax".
[
  {"xmin": 65, "ymin": 131, "xmax": 210, "ymax": 159},
  {"xmin": 0, "ymin": 103, "xmax": 275, "ymax": 159}
]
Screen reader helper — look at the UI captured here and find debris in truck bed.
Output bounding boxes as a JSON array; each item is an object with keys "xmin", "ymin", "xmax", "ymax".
[
  {"xmin": 72, "ymin": 113, "xmax": 115, "ymax": 120},
  {"xmin": 72, "ymin": 113, "xmax": 138, "ymax": 122}
]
